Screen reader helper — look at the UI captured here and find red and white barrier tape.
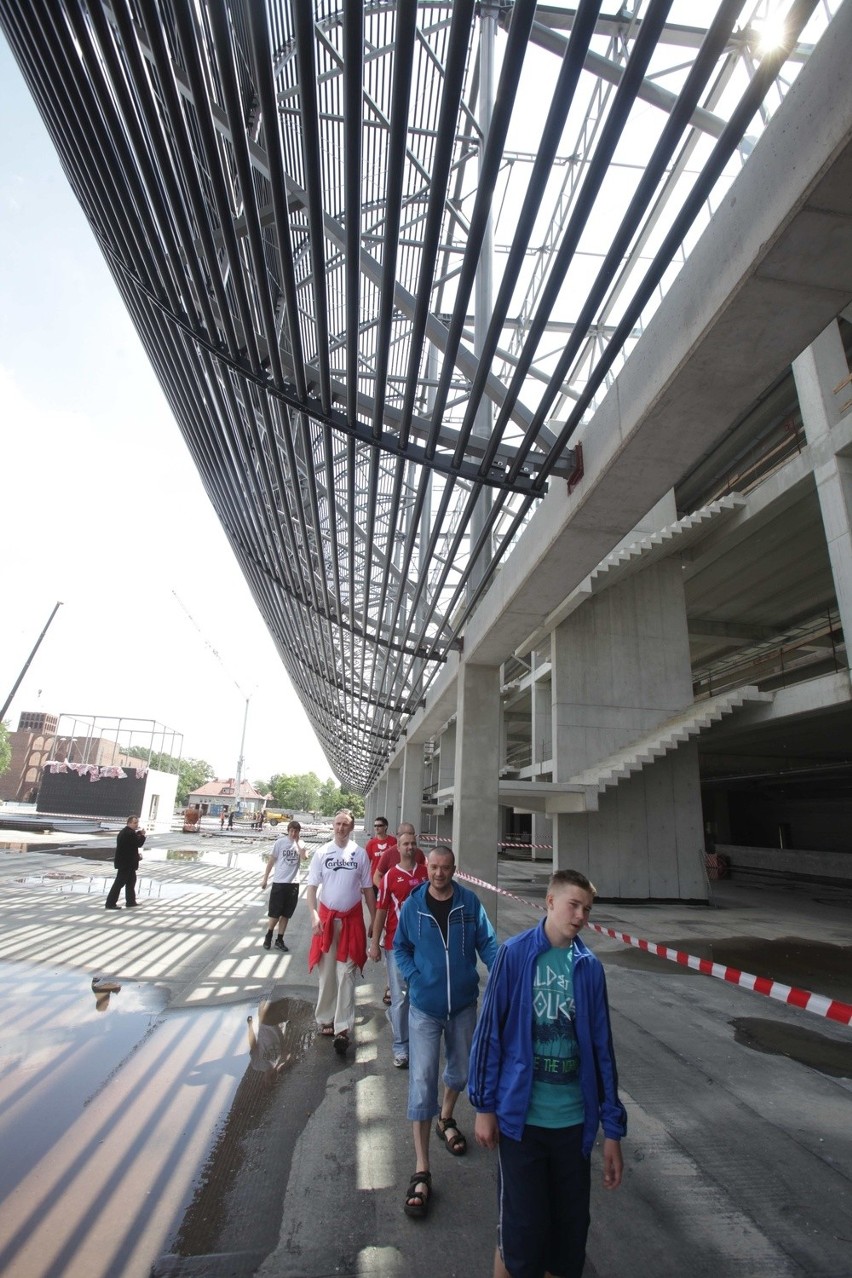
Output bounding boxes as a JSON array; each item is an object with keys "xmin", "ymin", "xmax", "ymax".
[
  {"xmin": 456, "ymin": 870, "xmax": 852, "ymax": 1028},
  {"xmin": 499, "ymin": 842, "xmax": 554, "ymax": 850},
  {"xmin": 418, "ymin": 836, "xmax": 554, "ymax": 850}
]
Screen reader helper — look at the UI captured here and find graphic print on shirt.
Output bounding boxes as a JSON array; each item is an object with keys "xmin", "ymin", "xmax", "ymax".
[
  {"xmin": 531, "ymin": 954, "xmax": 579, "ymax": 1087},
  {"xmin": 323, "ymin": 854, "xmax": 361, "ymax": 872}
]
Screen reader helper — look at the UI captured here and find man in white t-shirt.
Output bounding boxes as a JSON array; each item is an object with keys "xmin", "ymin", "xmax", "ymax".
[
  {"xmin": 306, "ymin": 810, "xmax": 375, "ymax": 1056},
  {"xmin": 260, "ymin": 820, "xmax": 306, "ymax": 952}
]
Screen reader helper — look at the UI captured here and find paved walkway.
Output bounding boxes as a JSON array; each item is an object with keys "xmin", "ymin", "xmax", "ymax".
[{"xmin": 0, "ymin": 833, "xmax": 850, "ymax": 1278}]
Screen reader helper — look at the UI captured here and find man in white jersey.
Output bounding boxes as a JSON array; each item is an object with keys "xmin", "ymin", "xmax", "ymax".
[
  {"xmin": 260, "ymin": 820, "xmax": 305, "ymax": 951},
  {"xmin": 306, "ymin": 810, "xmax": 375, "ymax": 1056}
]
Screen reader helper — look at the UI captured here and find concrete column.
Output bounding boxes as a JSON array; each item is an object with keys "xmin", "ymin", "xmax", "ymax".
[
  {"xmin": 400, "ymin": 742, "xmax": 424, "ymax": 833},
  {"xmin": 794, "ymin": 321, "xmax": 852, "ymax": 663},
  {"xmin": 531, "ymin": 666, "xmax": 552, "ymax": 776},
  {"xmin": 437, "ymin": 723, "xmax": 456, "ymax": 793},
  {"xmin": 531, "ymin": 812, "xmax": 553, "ymax": 864},
  {"xmin": 452, "ymin": 663, "xmax": 501, "ymax": 910},
  {"xmin": 384, "ymin": 766, "xmax": 401, "ymax": 831},
  {"xmin": 363, "ymin": 790, "xmax": 375, "ymax": 829},
  {"xmin": 435, "ymin": 721, "xmax": 456, "ymax": 840},
  {"xmin": 550, "ymin": 492, "xmax": 706, "ymax": 899},
  {"xmin": 530, "ymin": 657, "xmax": 553, "ymax": 862},
  {"xmin": 374, "ymin": 775, "xmax": 388, "ymax": 825}
]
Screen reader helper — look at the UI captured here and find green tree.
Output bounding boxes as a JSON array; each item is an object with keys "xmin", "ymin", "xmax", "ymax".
[
  {"xmin": 317, "ymin": 776, "xmax": 340, "ymax": 816},
  {"xmin": 0, "ymin": 720, "xmax": 11, "ymax": 777},
  {"xmin": 130, "ymin": 748, "xmax": 214, "ymax": 806},
  {"xmin": 316, "ymin": 777, "xmax": 364, "ymax": 817},
  {"xmin": 268, "ymin": 771, "xmax": 321, "ymax": 812},
  {"xmin": 339, "ymin": 789, "xmax": 365, "ymax": 819}
]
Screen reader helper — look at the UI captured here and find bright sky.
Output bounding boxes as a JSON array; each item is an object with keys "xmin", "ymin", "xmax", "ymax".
[{"xmin": 0, "ymin": 36, "xmax": 334, "ymax": 786}]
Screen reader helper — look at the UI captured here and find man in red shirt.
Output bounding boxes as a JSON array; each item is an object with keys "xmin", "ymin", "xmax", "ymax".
[
  {"xmin": 372, "ymin": 821, "xmax": 426, "ymax": 889},
  {"xmin": 369, "ymin": 830, "xmax": 427, "ymax": 1068},
  {"xmin": 365, "ymin": 816, "xmax": 397, "ymax": 884}
]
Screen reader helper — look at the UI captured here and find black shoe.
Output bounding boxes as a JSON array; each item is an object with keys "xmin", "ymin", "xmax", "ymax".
[
  {"xmin": 105, "ymin": 903, "xmax": 120, "ymax": 910},
  {"xmin": 274, "ymin": 936, "xmax": 288, "ymax": 952},
  {"xmin": 263, "ymin": 932, "xmax": 273, "ymax": 950},
  {"xmin": 125, "ymin": 902, "xmax": 139, "ymax": 908}
]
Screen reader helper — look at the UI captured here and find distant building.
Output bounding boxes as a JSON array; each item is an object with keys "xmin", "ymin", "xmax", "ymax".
[
  {"xmin": 187, "ymin": 777, "xmax": 265, "ymax": 817},
  {"xmin": 1, "ymin": 710, "xmax": 147, "ymax": 804},
  {"xmin": 0, "ymin": 710, "xmax": 179, "ymax": 832}
]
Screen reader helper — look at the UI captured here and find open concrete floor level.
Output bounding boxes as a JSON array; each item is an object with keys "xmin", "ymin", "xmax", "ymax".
[{"xmin": 0, "ymin": 832, "xmax": 849, "ymax": 1278}]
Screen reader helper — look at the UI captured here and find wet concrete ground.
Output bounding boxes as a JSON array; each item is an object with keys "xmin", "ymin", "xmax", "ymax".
[{"xmin": 0, "ymin": 836, "xmax": 850, "ymax": 1277}]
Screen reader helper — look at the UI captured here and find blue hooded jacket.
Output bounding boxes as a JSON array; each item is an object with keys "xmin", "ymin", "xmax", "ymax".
[
  {"xmin": 468, "ymin": 918, "xmax": 627, "ymax": 1157},
  {"xmin": 394, "ymin": 879, "xmax": 498, "ymax": 1019}
]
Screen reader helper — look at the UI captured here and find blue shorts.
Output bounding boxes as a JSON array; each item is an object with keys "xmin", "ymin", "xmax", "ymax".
[
  {"xmin": 406, "ymin": 1002, "xmax": 477, "ymax": 1121},
  {"xmin": 497, "ymin": 1123, "xmax": 590, "ymax": 1278}
]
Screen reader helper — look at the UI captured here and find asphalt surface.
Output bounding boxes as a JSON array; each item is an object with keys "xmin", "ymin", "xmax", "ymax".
[{"xmin": 0, "ymin": 826, "xmax": 850, "ymax": 1278}]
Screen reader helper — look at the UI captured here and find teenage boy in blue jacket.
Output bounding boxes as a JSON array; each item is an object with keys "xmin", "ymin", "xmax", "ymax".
[
  {"xmin": 394, "ymin": 845, "xmax": 498, "ymax": 1219},
  {"xmin": 469, "ymin": 869, "xmax": 626, "ymax": 1278}
]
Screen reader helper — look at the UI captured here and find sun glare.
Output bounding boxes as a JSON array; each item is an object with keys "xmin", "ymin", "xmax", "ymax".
[{"xmin": 755, "ymin": 13, "xmax": 788, "ymax": 53}]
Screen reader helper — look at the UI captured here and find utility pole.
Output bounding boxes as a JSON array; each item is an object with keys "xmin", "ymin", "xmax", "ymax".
[
  {"xmin": 1, "ymin": 601, "xmax": 63, "ymax": 722},
  {"xmin": 171, "ymin": 591, "xmax": 254, "ymax": 805},
  {"xmin": 235, "ymin": 694, "xmax": 249, "ymax": 813}
]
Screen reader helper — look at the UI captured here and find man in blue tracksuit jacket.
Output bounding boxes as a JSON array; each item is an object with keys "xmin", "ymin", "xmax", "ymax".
[
  {"xmin": 469, "ymin": 869, "xmax": 626, "ymax": 1278},
  {"xmin": 393, "ymin": 845, "xmax": 497, "ymax": 1219}
]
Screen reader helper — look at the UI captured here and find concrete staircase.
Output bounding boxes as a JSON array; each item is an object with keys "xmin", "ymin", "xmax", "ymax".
[
  {"xmin": 519, "ymin": 495, "xmax": 746, "ymax": 655},
  {"xmin": 585, "ymin": 493, "xmax": 746, "ymax": 593},
  {"xmin": 568, "ymin": 684, "xmax": 772, "ymax": 794}
]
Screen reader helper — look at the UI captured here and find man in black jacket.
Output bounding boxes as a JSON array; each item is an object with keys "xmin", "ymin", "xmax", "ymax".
[{"xmin": 105, "ymin": 814, "xmax": 146, "ymax": 909}]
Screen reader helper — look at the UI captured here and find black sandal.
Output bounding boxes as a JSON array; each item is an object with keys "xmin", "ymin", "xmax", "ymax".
[
  {"xmin": 435, "ymin": 1115, "xmax": 467, "ymax": 1155},
  {"xmin": 333, "ymin": 1030, "xmax": 350, "ymax": 1056},
  {"xmin": 403, "ymin": 1170, "xmax": 432, "ymax": 1218}
]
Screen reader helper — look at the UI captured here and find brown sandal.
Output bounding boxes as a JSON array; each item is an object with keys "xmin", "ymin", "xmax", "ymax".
[
  {"xmin": 403, "ymin": 1170, "xmax": 432, "ymax": 1218},
  {"xmin": 436, "ymin": 1115, "xmax": 467, "ymax": 1155},
  {"xmin": 319, "ymin": 1023, "xmax": 335, "ymax": 1037}
]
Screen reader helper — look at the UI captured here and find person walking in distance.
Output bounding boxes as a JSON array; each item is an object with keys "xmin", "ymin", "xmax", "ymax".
[
  {"xmin": 306, "ymin": 810, "xmax": 376, "ymax": 1056},
  {"xmin": 105, "ymin": 815, "xmax": 146, "ymax": 910},
  {"xmin": 260, "ymin": 820, "xmax": 305, "ymax": 951},
  {"xmin": 469, "ymin": 869, "xmax": 626, "ymax": 1278},
  {"xmin": 393, "ymin": 845, "xmax": 498, "ymax": 1218},
  {"xmin": 368, "ymin": 829, "xmax": 427, "ymax": 1068}
]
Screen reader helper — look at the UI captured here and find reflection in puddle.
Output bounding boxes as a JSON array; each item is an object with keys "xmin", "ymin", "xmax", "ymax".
[
  {"xmin": 14, "ymin": 872, "xmax": 223, "ymax": 900},
  {"xmin": 172, "ymin": 994, "xmax": 318, "ymax": 1262},
  {"xmin": 247, "ymin": 996, "xmax": 292, "ymax": 1086},
  {"xmin": 91, "ymin": 975, "xmax": 122, "ymax": 1013},
  {"xmin": 0, "ymin": 961, "xmax": 167, "ymax": 1203},
  {"xmin": 732, "ymin": 1017, "xmax": 852, "ymax": 1077}
]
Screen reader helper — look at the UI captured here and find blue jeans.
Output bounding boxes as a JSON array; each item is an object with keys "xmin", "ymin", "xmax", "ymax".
[
  {"xmin": 385, "ymin": 948, "xmax": 409, "ymax": 1059},
  {"xmin": 406, "ymin": 1001, "xmax": 477, "ymax": 1121}
]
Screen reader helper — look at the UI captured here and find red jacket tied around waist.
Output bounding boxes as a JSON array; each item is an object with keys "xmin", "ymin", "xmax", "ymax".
[{"xmin": 308, "ymin": 900, "xmax": 368, "ymax": 973}]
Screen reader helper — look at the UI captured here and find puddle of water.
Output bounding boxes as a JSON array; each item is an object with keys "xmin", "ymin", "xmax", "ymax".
[
  {"xmin": 731, "ymin": 1017, "xmax": 852, "ymax": 1077},
  {"xmin": 13, "ymin": 872, "xmax": 223, "ymax": 900},
  {"xmin": 604, "ymin": 934, "xmax": 852, "ymax": 1003},
  {"xmin": 0, "ymin": 960, "xmax": 167, "ymax": 1202},
  {"xmin": 171, "ymin": 993, "xmax": 319, "ymax": 1262}
]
